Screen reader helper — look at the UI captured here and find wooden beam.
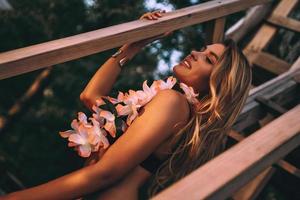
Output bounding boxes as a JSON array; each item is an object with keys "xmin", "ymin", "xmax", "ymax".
[
  {"xmin": 251, "ymin": 51, "xmax": 291, "ymax": 75},
  {"xmin": 233, "ymin": 68, "xmax": 299, "ymax": 131},
  {"xmin": 227, "ymin": 86, "xmax": 300, "ymax": 199},
  {"xmin": 0, "ymin": 0, "xmax": 271, "ymax": 80},
  {"xmin": 205, "ymin": 17, "xmax": 226, "ymax": 44},
  {"xmin": 225, "ymin": 4, "xmax": 272, "ymax": 43},
  {"xmin": 243, "ymin": 0, "xmax": 298, "ymax": 63},
  {"xmin": 267, "ymin": 15, "xmax": 300, "ymax": 33},
  {"xmin": 289, "ymin": 56, "xmax": 300, "ymax": 71},
  {"xmin": 249, "ymin": 57, "xmax": 299, "ymax": 96},
  {"xmin": 272, "ymin": 0, "xmax": 299, "ymax": 16},
  {"xmin": 151, "ymin": 104, "xmax": 300, "ymax": 200},
  {"xmin": 232, "ymin": 167, "xmax": 275, "ymax": 200},
  {"xmin": 275, "ymin": 160, "xmax": 300, "ymax": 178}
]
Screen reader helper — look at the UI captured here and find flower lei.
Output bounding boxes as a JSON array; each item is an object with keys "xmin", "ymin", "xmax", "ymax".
[{"xmin": 59, "ymin": 76, "xmax": 199, "ymax": 158}]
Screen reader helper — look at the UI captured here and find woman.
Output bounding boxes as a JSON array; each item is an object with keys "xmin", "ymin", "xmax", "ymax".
[{"xmin": 1, "ymin": 10, "xmax": 252, "ymax": 200}]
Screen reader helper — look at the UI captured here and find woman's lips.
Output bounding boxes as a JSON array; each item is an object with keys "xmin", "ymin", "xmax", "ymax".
[{"xmin": 179, "ymin": 60, "xmax": 191, "ymax": 69}]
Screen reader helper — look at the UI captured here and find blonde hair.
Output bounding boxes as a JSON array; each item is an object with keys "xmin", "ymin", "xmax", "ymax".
[{"xmin": 146, "ymin": 38, "xmax": 252, "ymax": 197}]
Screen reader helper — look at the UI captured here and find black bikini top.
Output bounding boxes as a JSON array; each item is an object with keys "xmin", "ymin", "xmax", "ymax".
[{"xmin": 140, "ymin": 153, "xmax": 166, "ymax": 174}]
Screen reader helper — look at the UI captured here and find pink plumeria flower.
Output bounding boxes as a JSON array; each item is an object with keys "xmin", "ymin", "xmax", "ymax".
[
  {"xmin": 59, "ymin": 114, "xmax": 94, "ymax": 157},
  {"xmin": 88, "ymin": 118, "xmax": 110, "ymax": 149},
  {"xmin": 92, "ymin": 105, "xmax": 105, "ymax": 127},
  {"xmin": 116, "ymin": 89, "xmax": 146, "ymax": 125},
  {"xmin": 140, "ymin": 80, "xmax": 157, "ymax": 104},
  {"xmin": 117, "ymin": 91, "xmax": 126, "ymax": 102},
  {"xmin": 179, "ymin": 82, "xmax": 199, "ymax": 104},
  {"xmin": 59, "ymin": 112, "xmax": 110, "ymax": 157},
  {"xmin": 59, "ymin": 112, "xmax": 92, "ymax": 138},
  {"xmin": 124, "ymin": 90, "xmax": 140, "ymax": 105},
  {"xmin": 116, "ymin": 103, "xmax": 139, "ymax": 126},
  {"xmin": 151, "ymin": 76, "xmax": 177, "ymax": 91},
  {"xmin": 105, "ymin": 96, "xmax": 120, "ymax": 104},
  {"xmin": 98, "ymin": 110, "xmax": 117, "ymax": 138}
]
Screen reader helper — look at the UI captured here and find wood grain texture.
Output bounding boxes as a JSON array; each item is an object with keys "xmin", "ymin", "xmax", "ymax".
[
  {"xmin": 205, "ymin": 17, "xmax": 226, "ymax": 44},
  {"xmin": 0, "ymin": 0, "xmax": 271, "ymax": 80},
  {"xmin": 251, "ymin": 51, "xmax": 291, "ymax": 75},
  {"xmin": 243, "ymin": 0, "xmax": 298, "ymax": 63},
  {"xmin": 151, "ymin": 104, "xmax": 300, "ymax": 200},
  {"xmin": 267, "ymin": 15, "xmax": 300, "ymax": 33}
]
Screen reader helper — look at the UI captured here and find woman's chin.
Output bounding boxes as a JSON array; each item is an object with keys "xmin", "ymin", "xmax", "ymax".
[{"xmin": 172, "ymin": 64, "xmax": 180, "ymax": 74}]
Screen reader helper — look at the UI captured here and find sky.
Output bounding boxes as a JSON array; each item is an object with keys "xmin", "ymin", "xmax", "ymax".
[{"xmin": 144, "ymin": 0, "xmax": 183, "ymax": 75}]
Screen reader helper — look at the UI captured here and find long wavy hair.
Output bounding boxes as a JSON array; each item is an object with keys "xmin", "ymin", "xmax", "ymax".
[{"xmin": 146, "ymin": 38, "xmax": 252, "ymax": 197}]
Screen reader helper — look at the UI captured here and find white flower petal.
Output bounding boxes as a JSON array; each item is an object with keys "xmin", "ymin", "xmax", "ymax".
[{"xmin": 59, "ymin": 130, "xmax": 75, "ymax": 138}]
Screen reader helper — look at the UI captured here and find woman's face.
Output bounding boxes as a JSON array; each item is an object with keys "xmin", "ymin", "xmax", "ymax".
[{"xmin": 172, "ymin": 43, "xmax": 225, "ymax": 94}]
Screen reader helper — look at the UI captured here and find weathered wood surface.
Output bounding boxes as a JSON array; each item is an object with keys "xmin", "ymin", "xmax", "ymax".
[
  {"xmin": 225, "ymin": 3, "xmax": 272, "ymax": 42},
  {"xmin": 232, "ymin": 167, "xmax": 275, "ymax": 200},
  {"xmin": 0, "ymin": 0, "xmax": 271, "ymax": 80},
  {"xmin": 233, "ymin": 66, "xmax": 299, "ymax": 131},
  {"xmin": 251, "ymin": 51, "xmax": 291, "ymax": 75},
  {"xmin": 267, "ymin": 15, "xmax": 300, "ymax": 33},
  {"xmin": 205, "ymin": 17, "xmax": 226, "ymax": 44},
  {"xmin": 151, "ymin": 104, "xmax": 300, "ymax": 200},
  {"xmin": 243, "ymin": 0, "xmax": 298, "ymax": 66}
]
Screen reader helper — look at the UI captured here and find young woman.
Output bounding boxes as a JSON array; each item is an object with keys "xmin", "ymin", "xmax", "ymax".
[{"xmin": 1, "ymin": 10, "xmax": 252, "ymax": 200}]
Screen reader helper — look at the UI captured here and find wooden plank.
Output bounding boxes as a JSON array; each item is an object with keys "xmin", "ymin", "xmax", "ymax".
[
  {"xmin": 0, "ymin": 0, "xmax": 271, "ymax": 80},
  {"xmin": 228, "ymin": 130, "xmax": 245, "ymax": 142},
  {"xmin": 243, "ymin": 24, "xmax": 276, "ymax": 58},
  {"xmin": 151, "ymin": 104, "xmax": 300, "ymax": 200},
  {"xmin": 243, "ymin": 0, "xmax": 298, "ymax": 63},
  {"xmin": 249, "ymin": 57, "xmax": 299, "ymax": 96},
  {"xmin": 267, "ymin": 15, "xmax": 300, "ymax": 33},
  {"xmin": 276, "ymin": 160, "xmax": 300, "ymax": 178},
  {"xmin": 272, "ymin": 0, "xmax": 298, "ymax": 16},
  {"xmin": 290, "ymin": 56, "xmax": 300, "ymax": 71},
  {"xmin": 232, "ymin": 113, "xmax": 275, "ymax": 200},
  {"xmin": 251, "ymin": 51, "xmax": 291, "ymax": 74},
  {"xmin": 232, "ymin": 167, "xmax": 275, "ymax": 200},
  {"xmin": 233, "ymin": 68, "xmax": 299, "ymax": 131},
  {"xmin": 225, "ymin": 4, "xmax": 272, "ymax": 42},
  {"xmin": 205, "ymin": 17, "xmax": 226, "ymax": 44}
]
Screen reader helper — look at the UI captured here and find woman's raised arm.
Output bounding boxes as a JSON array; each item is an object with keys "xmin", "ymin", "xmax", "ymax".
[
  {"xmin": 80, "ymin": 10, "xmax": 170, "ymax": 111},
  {"xmin": 2, "ymin": 89, "xmax": 189, "ymax": 200},
  {"xmin": 80, "ymin": 43, "xmax": 140, "ymax": 110}
]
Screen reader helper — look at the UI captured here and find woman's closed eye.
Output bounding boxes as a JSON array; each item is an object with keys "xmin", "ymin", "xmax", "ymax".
[
  {"xmin": 199, "ymin": 46, "xmax": 213, "ymax": 64},
  {"xmin": 206, "ymin": 56, "xmax": 213, "ymax": 64}
]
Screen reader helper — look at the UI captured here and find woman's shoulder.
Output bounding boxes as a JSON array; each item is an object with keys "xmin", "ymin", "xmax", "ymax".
[{"xmin": 150, "ymin": 89, "xmax": 191, "ymax": 123}]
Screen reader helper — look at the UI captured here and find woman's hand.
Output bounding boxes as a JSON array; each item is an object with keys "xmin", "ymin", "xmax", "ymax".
[{"xmin": 125, "ymin": 10, "xmax": 173, "ymax": 51}]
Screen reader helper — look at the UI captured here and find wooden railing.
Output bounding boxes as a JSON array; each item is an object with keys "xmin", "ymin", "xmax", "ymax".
[{"xmin": 0, "ymin": 0, "xmax": 270, "ymax": 80}]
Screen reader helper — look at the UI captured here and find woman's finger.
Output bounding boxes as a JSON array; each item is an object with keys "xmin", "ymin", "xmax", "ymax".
[
  {"xmin": 154, "ymin": 12, "xmax": 162, "ymax": 17},
  {"xmin": 150, "ymin": 14, "xmax": 158, "ymax": 20},
  {"xmin": 140, "ymin": 10, "xmax": 166, "ymax": 20}
]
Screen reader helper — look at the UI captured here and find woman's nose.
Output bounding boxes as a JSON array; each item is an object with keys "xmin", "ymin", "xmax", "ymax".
[{"xmin": 191, "ymin": 50, "xmax": 199, "ymax": 60}]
